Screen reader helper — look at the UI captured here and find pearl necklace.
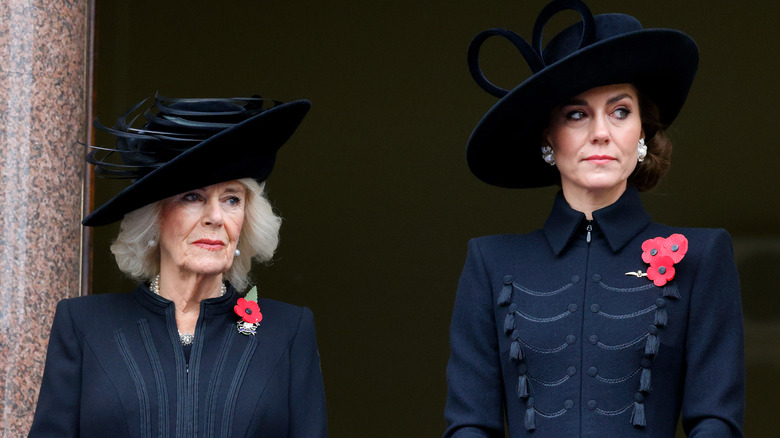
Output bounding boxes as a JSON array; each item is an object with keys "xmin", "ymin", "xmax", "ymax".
[{"xmin": 150, "ymin": 274, "xmax": 227, "ymax": 346}]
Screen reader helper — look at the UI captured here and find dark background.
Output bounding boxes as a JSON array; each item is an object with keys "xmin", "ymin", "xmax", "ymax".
[{"xmin": 90, "ymin": 1, "xmax": 780, "ymax": 436}]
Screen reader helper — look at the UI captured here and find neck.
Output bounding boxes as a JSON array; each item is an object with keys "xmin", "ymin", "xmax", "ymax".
[
  {"xmin": 561, "ymin": 183, "xmax": 627, "ymax": 220},
  {"xmin": 156, "ymin": 267, "xmax": 225, "ymax": 314}
]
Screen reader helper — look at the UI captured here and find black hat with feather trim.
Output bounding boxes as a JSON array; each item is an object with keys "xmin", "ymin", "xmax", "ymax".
[
  {"xmin": 84, "ymin": 95, "xmax": 310, "ymax": 226},
  {"xmin": 466, "ymin": 0, "xmax": 698, "ymax": 188}
]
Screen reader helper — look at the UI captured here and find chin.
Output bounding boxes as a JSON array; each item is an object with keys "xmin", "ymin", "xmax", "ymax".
[
  {"xmin": 184, "ymin": 259, "xmax": 232, "ymax": 276},
  {"xmin": 579, "ymin": 175, "xmax": 627, "ymax": 191}
]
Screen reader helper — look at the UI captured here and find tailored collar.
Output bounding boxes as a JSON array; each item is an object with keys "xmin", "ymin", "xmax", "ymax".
[
  {"xmin": 133, "ymin": 282, "xmax": 240, "ymax": 316},
  {"xmin": 543, "ymin": 186, "xmax": 652, "ymax": 255}
]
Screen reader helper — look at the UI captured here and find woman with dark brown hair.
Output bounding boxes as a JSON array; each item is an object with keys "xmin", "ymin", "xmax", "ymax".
[{"xmin": 444, "ymin": 1, "xmax": 745, "ymax": 436}]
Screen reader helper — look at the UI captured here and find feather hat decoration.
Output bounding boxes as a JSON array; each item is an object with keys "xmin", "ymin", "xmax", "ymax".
[{"xmin": 84, "ymin": 94, "xmax": 310, "ymax": 226}]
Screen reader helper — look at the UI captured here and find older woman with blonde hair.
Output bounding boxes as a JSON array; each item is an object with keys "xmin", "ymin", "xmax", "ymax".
[{"xmin": 29, "ymin": 95, "xmax": 327, "ymax": 437}]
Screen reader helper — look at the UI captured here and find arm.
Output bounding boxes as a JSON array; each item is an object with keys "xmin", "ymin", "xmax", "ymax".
[
  {"xmin": 28, "ymin": 299, "xmax": 82, "ymax": 437},
  {"xmin": 288, "ymin": 306, "xmax": 328, "ymax": 438},
  {"xmin": 444, "ymin": 239, "xmax": 505, "ymax": 438},
  {"xmin": 682, "ymin": 229, "xmax": 745, "ymax": 437}
]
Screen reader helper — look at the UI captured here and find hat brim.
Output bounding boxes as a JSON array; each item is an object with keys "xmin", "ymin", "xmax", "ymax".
[
  {"xmin": 467, "ymin": 29, "xmax": 698, "ymax": 188},
  {"xmin": 83, "ymin": 99, "xmax": 311, "ymax": 226}
]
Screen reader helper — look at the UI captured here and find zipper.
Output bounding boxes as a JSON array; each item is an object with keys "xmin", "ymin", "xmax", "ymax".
[{"xmin": 586, "ymin": 222, "xmax": 593, "ymax": 244}]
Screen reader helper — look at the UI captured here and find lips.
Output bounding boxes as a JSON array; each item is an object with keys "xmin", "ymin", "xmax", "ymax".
[
  {"xmin": 192, "ymin": 239, "xmax": 225, "ymax": 251},
  {"xmin": 584, "ymin": 155, "xmax": 616, "ymax": 164}
]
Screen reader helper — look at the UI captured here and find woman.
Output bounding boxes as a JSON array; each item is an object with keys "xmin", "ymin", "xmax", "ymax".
[
  {"xmin": 445, "ymin": 1, "xmax": 744, "ymax": 436},
  {"xmin": 29, "ymin": 95, "xmax": 327, "ymax": 437}
]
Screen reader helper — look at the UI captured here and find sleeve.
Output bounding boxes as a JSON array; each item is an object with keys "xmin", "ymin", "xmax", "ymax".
[
  {"xmin": 28, "ymin": 299, "xmax": 82, "ymax": 437},
  {"xmin": 681, "ymin": 229, "xmax": 745, "ymax": 437},
  {"xmin": 288, "ymin": 306, "xmax": 328, "ymax": 438},
  {"xmin": 443, "ymin": 239, "xmax": 505, "ymax": 438}
]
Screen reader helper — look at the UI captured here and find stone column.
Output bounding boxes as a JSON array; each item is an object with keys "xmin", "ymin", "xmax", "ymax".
[{"xmin": 0, "ymin": 0, "xmax": 90, "ymax": 435}]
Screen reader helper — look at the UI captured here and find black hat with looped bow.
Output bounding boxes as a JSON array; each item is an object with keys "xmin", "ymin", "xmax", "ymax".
[
  {"xmin": 84, "ymin": 95, "xmax": 310, "ymax": 226},
  {"xmin": 466, "ymin": 0, "xmax": 699, "ymax": 188}
]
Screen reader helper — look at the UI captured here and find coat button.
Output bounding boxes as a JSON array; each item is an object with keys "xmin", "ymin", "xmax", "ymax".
[
  {"xmin": 503, "ymin": 275, "xmax": 513, "ymax": 284},
  {"xmin": 567, "ymin": 366, "xmax": 576, "ymax": 376},
  {"xmin": 592, "ymin": 274, "xmax": 602, "ymax": 282},
  {"xmin": 590, "ymin": 303, "xmax": 600, "ymax": 313},
  {"xmin": 587, "ymin": 400, "xmax": 597, "ymax": 410},
  {"xmin": 508, "ymin": 303, "xmax": 518, "ymax": 313},
  {"xmin": 518, "ymin": 363, "xmax": 527, "ymax": 374},
  {"xmin": 648, "ymin": 325, "xmax": 658, "ymax": 334},
  {"xmin": 564, "ymin": 400, "xmax": 574, "ymax": 409},
  {"xmin": 568, "ymin": 303, "xmax": 578, "ymax": 312},
  {"xmin": 527, "ymin": 397, "xmax": 535, "ymax": 407},
  {"xmin": 588, "ymin": 367, "xmax": 598, "ymax": 377},
  {"xmin": 634, "ymin": 393, "xmax": 644, "ymax": 403},
  {"xmin": 641, "ymin": 357, "xmax": 653, "ymax": 368},
  {"xmin": 589, "ymin": 335, "xmax": 599, "ymax": 344},
  {"xmin": 656, "ymin": 298, "xmax": 666, "ymax": 307},
  {"xmin": 571, "ymin": 275, "xmax": 580, "ymax": 284},
  {"xmin": 566, "ymin": 335, "xmax": 576, "ymax": 344}
]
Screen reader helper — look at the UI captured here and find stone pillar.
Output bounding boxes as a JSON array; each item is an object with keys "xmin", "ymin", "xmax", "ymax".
[{"xmin": 0, "ymin": 0, "xmax": 90, "ymax": 435}]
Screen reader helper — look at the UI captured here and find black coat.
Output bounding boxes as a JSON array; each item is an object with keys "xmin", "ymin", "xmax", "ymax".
[
  {"xmin": 444, "ymin": 188, "xmax": 745, "ymax": 437},
  {"xmin": 29, "ymin": 284, "xmax": 327, "ymax": 437}
]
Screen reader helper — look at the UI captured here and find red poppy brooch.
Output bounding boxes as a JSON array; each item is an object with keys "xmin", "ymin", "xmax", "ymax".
[
  {"xmin": 626, "ymin": 234, "xmax": 688, "ymax": 287},
  {"xmin": 234, "ymin": 286, "xmax": 262, "ymax": 336}
]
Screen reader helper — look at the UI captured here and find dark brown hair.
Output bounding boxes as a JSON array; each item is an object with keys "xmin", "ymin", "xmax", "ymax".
[{"xmin": 628, "ymin": 92, "xmax": 672, "ymax": 191}]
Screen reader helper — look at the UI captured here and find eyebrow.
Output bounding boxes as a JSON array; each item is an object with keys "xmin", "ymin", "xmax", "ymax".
[
  {"xmin": 607, "ymin": 93, "xmax": 633, "ymax": 104},
  {"xmin": 563, "ymin": 93, "xmax": 634, "ymax": 107}
]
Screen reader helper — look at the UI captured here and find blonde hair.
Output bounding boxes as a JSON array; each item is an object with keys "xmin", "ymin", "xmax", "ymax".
[{"xmin": 110, "ymin": 178, "xmax": 281, "ymax": 291}]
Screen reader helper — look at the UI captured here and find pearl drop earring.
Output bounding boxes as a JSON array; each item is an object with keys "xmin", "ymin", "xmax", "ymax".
[
  {"xmin": 235, "ymin": 248, "xmax": 241, "ymax": 257},
  {"xmin": 637, "ymin": 138, "xmax": 647, "ymax": 162},
  {"xmin": 541, "ymin": 145, "xmax": 556, "ymax": 166}
]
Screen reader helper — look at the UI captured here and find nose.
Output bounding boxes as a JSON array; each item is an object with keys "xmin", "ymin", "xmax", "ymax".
[
  {"xmin": 202, "ymin": 199, "xmax": 223, "ymax": 227},
  {"xmin": 590, "ymin": 113, "xmax": 610, "ymax": 145}
]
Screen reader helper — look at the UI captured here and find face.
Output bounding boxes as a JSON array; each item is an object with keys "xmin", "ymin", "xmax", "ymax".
[
  {"xmin": 158, "ymin": 180, "xmax": 246, "ymax": 277},
  {"xmin": 544, "ymin": 83, "xmax": 644, "ymax": 196}
]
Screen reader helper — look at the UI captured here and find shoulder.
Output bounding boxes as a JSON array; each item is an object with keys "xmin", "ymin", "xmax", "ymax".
[
  {"xmin": 54, "ymin": 292, "xmax": 136, "ymax": 320},
  {"xmin": 647, "ymin": 225, "xmax": 734, "ymax": 257},
  {"xmin": 257, "ymin": 298, "xmax": 316, "ymax": 335},
  {"xmin": 469, "ymin": 230, "xmax": 547, "ymax": 253}
]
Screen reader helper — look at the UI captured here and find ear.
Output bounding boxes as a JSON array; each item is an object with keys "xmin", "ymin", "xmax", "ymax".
[{"xmin": 542, "ymin": 128, "xmax": 552, "ymax": 148}]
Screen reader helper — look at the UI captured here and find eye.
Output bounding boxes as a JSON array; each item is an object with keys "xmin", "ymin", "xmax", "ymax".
[
  {"xmin": 225, "ymin": 195, "xmax": 242, "ymax": 206},
  {"xmin": 613, "ymin": 107, "xmax": 631, "ymax": 120},
  {"xmin": 565, "ymin": 110, "xmax": 586, "ymax": 121},
  {"xmin": 181, "ymin": 193, "xmax": 201, "ymax": 202}
]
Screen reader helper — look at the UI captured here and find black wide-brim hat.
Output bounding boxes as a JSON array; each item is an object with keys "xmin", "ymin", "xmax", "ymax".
[
  {"xmin": 466, "ymin": 0, "xmax": 699, "ymax": 188},
  {"xmin": 84, "ymin": 95, "xmax": 310, "ymax": 226}
]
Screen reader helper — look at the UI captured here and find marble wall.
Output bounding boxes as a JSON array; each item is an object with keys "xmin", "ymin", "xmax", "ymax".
[{"xmin": 0, "ymin": 0, "xmax": 90, "ymax": 435}]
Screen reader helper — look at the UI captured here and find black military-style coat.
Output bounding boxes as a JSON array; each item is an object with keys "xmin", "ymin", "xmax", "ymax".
[
  {"xmin": 444, "ymin": 188, "xmax": 745, "ymax": 437},
  {"xmin": 29, "ymin": 284, "xmax": 327, "ymax": 438}
]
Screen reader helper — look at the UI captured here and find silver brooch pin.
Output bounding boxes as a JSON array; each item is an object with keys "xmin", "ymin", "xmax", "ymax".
[{"xmin": 625, "ymin": 270, "xmax": 648, "ymax": 278}]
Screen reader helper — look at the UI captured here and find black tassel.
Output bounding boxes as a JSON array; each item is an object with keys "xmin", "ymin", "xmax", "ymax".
[
  {"xmin": 630, "ymin": 402, "xmax": 646, "ymax": 427},
  {"xmin": 654, "ymin": 307, "xmax": 667, "ymax": 327},
  {"xmin": 640, "ymin": 367, "xmax": 652, "ymax": 392},
  {"xmin": 663, "ymin": 283, "xmax": 680, "ymax": 299},
  {"xmin": 510, "ymin": 339, "xmax": 524, "ymax": 361},
  {"xmin": 644, "ymin": 334, "xmax": 659, "ymax": 356},
  {"xmin": 498, "ymin": 283, "xmax": 512, "ymax": 306},
  {"xmin": 516, "ymin": 374, "xmax": 529, "ymax": 399},
  {"xmin": 524, "ymin": 406, "xmax": 536, "ymax": 431},
  {"xmin": 504, "ymin": 313, "xmax": 515, "ymax": 333}
]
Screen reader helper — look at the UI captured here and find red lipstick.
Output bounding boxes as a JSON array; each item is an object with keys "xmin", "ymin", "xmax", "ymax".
[
  {"xmin": 584, "ymin": 155, "xmax": 615, "ymax": 164},
  {"xmin": 193, "ymin": 239, "xmax": 225, "ymax": 251}
]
